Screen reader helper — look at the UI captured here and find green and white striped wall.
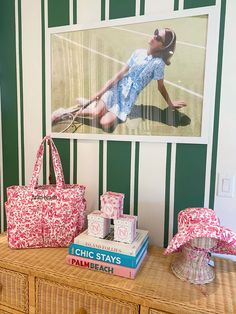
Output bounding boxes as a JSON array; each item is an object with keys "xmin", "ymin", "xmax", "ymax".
[{"xmin": 0, "ymin": 0, "xmax": 226, "ymax": 246}]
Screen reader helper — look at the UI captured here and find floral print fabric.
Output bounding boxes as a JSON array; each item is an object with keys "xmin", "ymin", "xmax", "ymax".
[
  {"xmin": 101, "ymin": 49, "xmax": 165, "ymax": 121},
  {"xmin": 5, "ymin": 136, "xmax": 86, "ymax": 249},
  {"xmin": 164, "ymin": 207, "xmax": 236, "ymax": 255}
]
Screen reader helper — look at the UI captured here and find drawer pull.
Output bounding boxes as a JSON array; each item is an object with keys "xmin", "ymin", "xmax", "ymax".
[{"xmin": 76, "ymin": 308, "xmax": 87, "ymax": 314}]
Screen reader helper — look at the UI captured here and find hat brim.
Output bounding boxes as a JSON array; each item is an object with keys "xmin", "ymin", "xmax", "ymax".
[{"xmin": 164, "ymin": 223, "xmax": 236, "ymax": 255}]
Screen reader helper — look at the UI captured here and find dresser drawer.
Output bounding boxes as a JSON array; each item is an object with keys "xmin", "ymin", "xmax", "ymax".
[
  {"xmin": 0, "ymin": 268, "xmax": 28, "ymax": 313},
  {"xmin": 149, "ymin": 310, "xmax": 171, "ymax": 314},
  {"xmin": 36, "ymin": 278, "xmax": 139, "ymax": 314},
  {"xmin": 0, "ymin": 305, "xmax": 24, "ymax": 314}
]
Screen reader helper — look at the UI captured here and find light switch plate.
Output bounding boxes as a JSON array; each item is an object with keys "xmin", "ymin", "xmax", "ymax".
[{"xmin": 217, "ymin": 174, "xmax": 235, "ymax": 198}]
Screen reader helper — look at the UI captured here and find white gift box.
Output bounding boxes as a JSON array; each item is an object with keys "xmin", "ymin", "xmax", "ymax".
[
  {"xmin": 88, "ymin": 210, "xmax": 110, "ymax": 238},
  {"xmin": 100, "ymin": 191, "xmax": 124, "ymax": 219},
  {"xmin": 114, "ymin": 214, "xmax": 137, "ymax": 244}
]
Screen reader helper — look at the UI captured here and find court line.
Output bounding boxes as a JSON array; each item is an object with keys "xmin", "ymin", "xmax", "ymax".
[
  {"xmin": 165, "ymin": 80, "xmax": 203, "ymax": 99},
  {"xmin": 55, "ymin": 34, "xmax": 124, "ymax": 65},
  {"xmin": 55, "ymin": 34, "xmax": 203, "ymax": 99},
  {"xmin": 112, "ymin": 26, "xmax": 206, "ymax": 50}
]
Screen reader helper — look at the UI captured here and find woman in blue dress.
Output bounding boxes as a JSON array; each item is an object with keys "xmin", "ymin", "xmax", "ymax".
[{"xmin": 52, "ymin": 28, "xmax": 186, "ymax": 130}]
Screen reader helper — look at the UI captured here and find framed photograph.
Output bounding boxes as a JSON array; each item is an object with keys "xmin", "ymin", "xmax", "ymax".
[{"xmin": 46, "ymin": 7, "xmax": 218, "ymax": 143}]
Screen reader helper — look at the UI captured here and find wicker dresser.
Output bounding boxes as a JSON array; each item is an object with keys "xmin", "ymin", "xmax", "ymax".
[{"xmin": 0, "ymin": 233, "xmax": 236, "ymax": 314}]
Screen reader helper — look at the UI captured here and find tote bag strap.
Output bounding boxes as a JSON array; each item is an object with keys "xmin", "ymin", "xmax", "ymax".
[{"xmin": 29, "ymin": 136, "xmax": 65, "ymax": 189}]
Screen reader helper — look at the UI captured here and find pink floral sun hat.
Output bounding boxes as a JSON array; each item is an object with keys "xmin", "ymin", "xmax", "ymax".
[{"xmin": 164, "ymin": 207, "xmax": 236, "ymax": 255}]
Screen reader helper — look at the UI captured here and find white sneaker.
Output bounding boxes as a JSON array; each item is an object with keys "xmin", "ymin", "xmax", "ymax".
[{"xmin": 52, "ymin": 107, "xmax": 78, "ymax": 125}]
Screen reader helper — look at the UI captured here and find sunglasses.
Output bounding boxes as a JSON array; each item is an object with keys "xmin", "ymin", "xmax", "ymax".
[{"xmin": 154, "ymin": 29, "xmax": 165, "ymax": 44}]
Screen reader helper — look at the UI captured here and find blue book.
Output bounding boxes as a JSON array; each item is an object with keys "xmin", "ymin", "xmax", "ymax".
[{"xmin": 69, "ymin": 237, "xmax": 148, "ymax": 268}]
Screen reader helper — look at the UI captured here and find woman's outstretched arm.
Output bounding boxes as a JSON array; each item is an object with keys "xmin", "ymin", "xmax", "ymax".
[
  {"xmin": 157, "ymin": 79, "xmax": 186, "ymax": 109},
  {"xmin": 91, "ymin": 64, "xmax": 129, "ymax": 102}
]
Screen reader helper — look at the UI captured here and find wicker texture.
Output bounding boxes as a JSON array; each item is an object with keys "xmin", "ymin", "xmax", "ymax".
[
  {"xmin": 36, "ymin": 278, "xmax": 138, "ymax": 314},
  {"xmin": 171, "ymin": 238, "xmax": 217, "ymax": 284},
  {"xmin": 172, "ymin": 246, "xmax": 215, "ymax": 284},
  {"xmin": 0, "ymin": 304, "xmax": 24, "ymax": 314},
  {"xmin": 0, "ymin": 267, "xmax": 28, "ymax": 313},
  {"xmin": 0, "ymin": 311, "xmax": 18, "ymax": 314},
  {"xmin": 0, "ymin": 233, "xmax": 236, "ymax": 314},
  {"xmin": 149, "ymin": 310, "xmax": 169, "ymax": 314}
]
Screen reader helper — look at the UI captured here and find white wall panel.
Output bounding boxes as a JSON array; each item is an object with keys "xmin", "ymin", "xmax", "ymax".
[
  {"xmin": 145, "ymin": 0, "xmax": 174, "ymax": 15},
  {"xmin": 77, "ymin": 140, "xmax": 99, "ymax": 213},
  {"xmin": 21, "ymin": 0, "xmax": 43, "ymax": 185},
  {"xmin": 138, "ymin": 142, "xmax": 167, "ymax": 246},
  {"xmin": 215, "ymin": 0, "xmax": 236, "ymax": 232},
  {"xmin": 77, "ymin": 0, "xmax": 101, "ymax": 24}
]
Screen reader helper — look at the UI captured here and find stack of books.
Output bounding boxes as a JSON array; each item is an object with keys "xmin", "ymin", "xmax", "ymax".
[{"xmin": 66, "ymin": 227, "xmax": 149, "ymax": 279}]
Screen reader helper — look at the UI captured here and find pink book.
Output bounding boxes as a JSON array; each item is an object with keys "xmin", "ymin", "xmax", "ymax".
[{"xmin": 66, "ymin": 250, "xmax": 147, "ymax": 279}]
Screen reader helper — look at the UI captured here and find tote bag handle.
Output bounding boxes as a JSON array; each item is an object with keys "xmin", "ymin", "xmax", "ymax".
[{"xmin": 29, "ymin": 136, "xmax": 65, "ymax": 189}]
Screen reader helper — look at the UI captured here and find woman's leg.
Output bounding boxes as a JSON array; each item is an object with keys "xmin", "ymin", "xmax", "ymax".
[
  {"xmin": 99, "ymin": 111, "xmax": 118, "ymax": 129},
  {"xmin": 78, "ymin": 99, "xmax": 107, "ymax": 118},
  {"xmin": 75, "ymin": 98, "xmax": 118, "ymax": 130}
]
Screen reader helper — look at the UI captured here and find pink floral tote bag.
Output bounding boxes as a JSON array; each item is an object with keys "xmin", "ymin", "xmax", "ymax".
[{"xmin": 5, "ymin": 136, "xmax": 86, "ymax": 249}]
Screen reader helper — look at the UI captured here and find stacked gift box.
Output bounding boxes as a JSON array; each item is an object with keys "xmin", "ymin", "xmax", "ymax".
[{"xmin": 66, "ymin": 191, "xmax": 149, "ymax": 279}]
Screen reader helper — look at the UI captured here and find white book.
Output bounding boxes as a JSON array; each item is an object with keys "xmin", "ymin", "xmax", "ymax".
[{"xmin": 74, "ymin": 227, "xmax": 149, "ymax": 256}]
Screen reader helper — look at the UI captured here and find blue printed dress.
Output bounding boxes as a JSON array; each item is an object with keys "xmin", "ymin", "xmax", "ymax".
[{"xmin": 101, "ymin": 49, "xmax": 165, "ymax": 121}]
